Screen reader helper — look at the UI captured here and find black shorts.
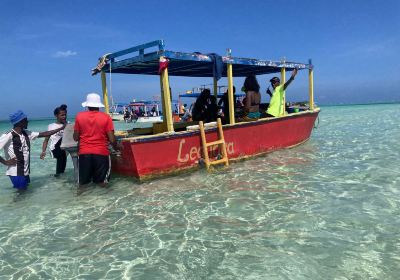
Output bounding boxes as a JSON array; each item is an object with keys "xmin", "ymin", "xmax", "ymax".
[{"xmin": 78, "ymin": 154, "xmax": 111, "ymax": 185}]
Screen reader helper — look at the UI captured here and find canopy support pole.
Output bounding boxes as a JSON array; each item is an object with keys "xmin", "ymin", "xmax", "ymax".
[
  {"xmin": 280, "ymin": 61, "xmax": 286, "ymax": 117},
  {"xmin": 159, "ymin": 60, "xmax": 174, "ymax": 132},
  {"xmin": 101, "ymin": 71, "xmax": 110, "ymax": 114},
  {"xmin": 213, "ymin": 77, "xmax": 218, "ymax": 98},
  {"xmin": 308, "ymin": 59, "xmax": 314, "ymax": 110},
  {"xmin": 227, "ymin": 49, "xmax": 235, "ymax": 125}
]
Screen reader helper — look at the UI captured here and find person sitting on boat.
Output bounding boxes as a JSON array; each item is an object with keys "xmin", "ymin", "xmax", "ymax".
[
  {"xmin": 181, "ymin": 108, "xmax": 192, "ymax": 122},
  {"xmin": 123, "ymin": 108, "xmax": 131, "ymax": 122},
  {"xmin": 241, "ymin": 75, "xmax": 261, "ymax": 121},
  {"xmin": 139, "ymin": 107, "xmax": 144, "ymax": 117},
  {"xmin": 266, "ymin": 68, "xmax": 298, "ymax": 117},
  {"xmin": 0, "ymin": 110, "xmax": 66, "ymax": 190},
  {"xmin": 218, "ymin": 86, "xmax": 236, "ymax": 124},
  {"xmin": 192, "ymin": 89, "xmax": 211, "ymax": 122},
  {"xmin": 206, "ymin": 95, "xmax": 218, "ymax": 123},
  {"xmin": 151, "ymin": 106, "xmax": 158, "ymax": 117},
  {"xmin": 40, "ymin": 104, "xmax": 70, "ymax": 177},
  {"xmin": 179, "ymin": 103, "xmax": 186, "ymax": 115}
]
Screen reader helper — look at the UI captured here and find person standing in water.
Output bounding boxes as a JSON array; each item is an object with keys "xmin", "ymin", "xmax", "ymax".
[
  {"xmin": 73, "ymin": 93, "xmax": 118, "ymax": 186},
  {"xmin": 40, "ymin": 104, "xmax": 68, "ymax": 177},
  {"xmin": 0, "ymin": 110, "xmax": 66, "ymax": 190}
]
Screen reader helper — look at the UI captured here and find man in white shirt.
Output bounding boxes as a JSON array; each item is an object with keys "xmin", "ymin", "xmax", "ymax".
[{"xmin": 0, "ymin": 110, "xmax": 65, "ymax": 190}]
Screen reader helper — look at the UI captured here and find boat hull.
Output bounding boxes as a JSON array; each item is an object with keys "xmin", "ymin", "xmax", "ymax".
[
  {"xmin": 134, "ymin": 116, "xmax": 163, "ymax": 123},
  {"xmin": 112, "ymin": 110, "xmax": 319, "ymax": 180}
]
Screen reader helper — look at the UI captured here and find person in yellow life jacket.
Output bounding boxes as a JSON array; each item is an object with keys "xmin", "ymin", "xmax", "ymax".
[{"xmin": 266, "ymin": 68, "xmax": 298, "ymax": 117}]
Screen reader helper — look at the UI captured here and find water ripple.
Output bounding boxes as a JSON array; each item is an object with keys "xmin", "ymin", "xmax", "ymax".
[{"xmin": 0, "ymin": 104, "xmax": 400, "ymax": 279}]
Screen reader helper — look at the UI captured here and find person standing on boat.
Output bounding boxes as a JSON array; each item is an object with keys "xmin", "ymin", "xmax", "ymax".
[
  {"xmin": 40, "ymin": 104, "xmax": 69, "ymax": 177},
  {"xmin": 0, "ymin": 110, "xmax": 66, "ymax": 190},
  {"xmin": 266, "ymin": 68, "xmax": 298, "ymax": 117},
  {"xmin": 73, "ymin": 93, "xmax": 118, "ymax": 186}
]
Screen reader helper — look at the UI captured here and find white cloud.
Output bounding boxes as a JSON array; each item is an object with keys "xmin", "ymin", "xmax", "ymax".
[
  {"xmin": 52, "ymin": 50, "xmax": 78, "ymax": 58},
  {"xmin": 333, "ymin": 38, "xmax": 397, "ymax": 59}
]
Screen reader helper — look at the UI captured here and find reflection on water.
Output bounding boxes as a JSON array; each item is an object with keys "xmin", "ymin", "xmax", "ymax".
[{"xmin": 0, "ymin": 104, "xmax": 400, "ymax": 279}]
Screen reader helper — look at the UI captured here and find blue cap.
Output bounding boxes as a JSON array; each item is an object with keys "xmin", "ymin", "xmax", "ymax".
[{"xmin": 9, "ymin": 110, "xmax": 27, "ymax": 125}]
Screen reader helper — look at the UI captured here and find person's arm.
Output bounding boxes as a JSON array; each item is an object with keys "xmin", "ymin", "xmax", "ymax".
[
  {"xmin": 0, "ymin": 156, "xmax": 17, "ymax": 166},
  {"xmin": 266, "ymin": 87, "xmax": 273, "ymax": 97},
  {"xmin": 0, "ymin": 134, "xmax": 15, "ymax": 165},
  {"xmin": 40, "ymin": 137, "xmax": 50, "ymax": 159},
  {"xmin": 283, "ymin": 68, "xmax": 298, "ymax": 90},
  {"xmin": 38, "ymin": 124, "xmax": 66, "ymax": 138},
  {"xmin": 244, "ymin": 92, "xmax": 251, "ymax": 112},
  {"xmin": 73, "ymin": 116, "xmax": 80, "ymax": 142},
  {"xmin": 105, "ymin": 116, "xmax": 118, "ymax": 151},
  {"xmin": 106, "ymin": 131, "xmax": 118, "ymax": 151},
  {"xmin": 73, "ymin": 131, "xmax": 79, "ymax": 142}
]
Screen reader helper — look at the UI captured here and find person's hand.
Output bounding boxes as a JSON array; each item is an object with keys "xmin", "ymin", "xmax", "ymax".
[
  {"xmin": 292, "ymin": 68, "xmax": 298, "ymax": 78},
  {"xmin": 4, "ymin": 158, "xmax": 17, "ymax": 166},
  {"xmin": 111, "ymin": 143, "xmax": 122, "ymax": 156},
  {"xmin": 115, "ymin": 142, "xmax": 124, "ymax": 152},
  {"xmin": 40, "ymin": 152, "xmax": 46, "ymax": 160}
]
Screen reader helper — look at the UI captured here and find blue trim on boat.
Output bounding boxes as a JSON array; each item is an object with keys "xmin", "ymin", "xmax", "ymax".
[
  {"xmin": 99, "ymin": 40, "xmax": 312, "ymax": 77},
  {"xmin": 107, "ymin": 40, "xmax": 164, "ymax": 60}
]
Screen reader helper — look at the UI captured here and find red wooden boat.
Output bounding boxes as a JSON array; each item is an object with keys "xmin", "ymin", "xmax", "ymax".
[{"xmin": 92, "ymin": 40, "xmax": 320, "ymax": 180}]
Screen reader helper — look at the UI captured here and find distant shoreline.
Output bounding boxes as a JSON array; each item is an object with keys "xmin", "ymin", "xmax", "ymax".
[
  {"xmin": 319, "ymin": 101, "xmax": 400, "ymax": 107},
  {"xmin": 0, "ymin": 101, "xmax": 399, "ymax": 122}
]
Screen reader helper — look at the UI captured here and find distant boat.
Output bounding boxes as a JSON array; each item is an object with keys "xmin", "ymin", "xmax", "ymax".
[
  {"xmin": 128, "ymin": 101, "xmax": 163, "ymax": 123},
  {"xmin": 178, "ymin": 84, "xmax": 245, "ymax": 98},
  {"xmin": 110, "ymin": 102, "xmax": 129, "ymax": 121}
]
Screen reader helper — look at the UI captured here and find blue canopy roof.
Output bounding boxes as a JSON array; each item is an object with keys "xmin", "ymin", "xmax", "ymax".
[{"xmin": 94, "ymin": 40, "xmax": 312, "ymax": 78}]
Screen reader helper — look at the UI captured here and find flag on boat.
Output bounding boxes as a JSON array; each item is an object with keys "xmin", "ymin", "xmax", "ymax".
[
  {"xmin": 158, "ymin": 56, "xmax": 169, "ymax": 74},
  {"xmin": 91, "ymin": 54, "xmax": 109, "ymax": 76}
]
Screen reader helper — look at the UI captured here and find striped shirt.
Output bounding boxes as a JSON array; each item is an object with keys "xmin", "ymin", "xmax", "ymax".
[{"xmin": 0, "ymin": 129, "xmax": 39, "ymax": 176}]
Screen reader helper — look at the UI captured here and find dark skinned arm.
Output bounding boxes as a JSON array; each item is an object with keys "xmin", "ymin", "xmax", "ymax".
[
  {"xmin": 244, "ymin": 91, "xmax": 251, "ymax": 113},
  {"xmin": 38, "ymin": 124, "xmax": 66, "ymax": 138},
  {"xmin": 73, "ymin": 130, "xmax": 79, "ymax": 142},
  {"xmin": 283, "ymin": 68, "xmax": 298, "ymax": 90},
  {"xmin": 0, "ymin": 156, "xmax": 17, "ymax": 166},
  {"xmin": 106, "ymin": 130, "xmax": 119, "ymax": 151},
  {"xmin": 40, "ymin": 137, "xmax": 50, "ymax": 159}
]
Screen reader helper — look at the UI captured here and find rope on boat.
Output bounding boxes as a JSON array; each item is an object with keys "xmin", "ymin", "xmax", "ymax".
[
  {"xmin": 314, "ymin": 115, "xmax": 320, "ymax": 129},
  {"xmin": 109, "ymin": 60, "xmax": 113, "ymax": 107}
]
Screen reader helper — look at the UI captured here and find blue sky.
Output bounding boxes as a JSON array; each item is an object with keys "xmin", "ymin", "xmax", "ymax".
[{"xmin": 0, "ymin": 0, "xmax": 399, "ymax": 120}]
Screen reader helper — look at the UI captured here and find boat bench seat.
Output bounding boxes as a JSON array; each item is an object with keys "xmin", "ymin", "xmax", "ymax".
[
  {"xmin": 116, "ymin": 121, "xmax": 202, "ymax": 139},
  {"xmin": 152, "ymin": 121, "xmax": 199, "ymax": 134}
]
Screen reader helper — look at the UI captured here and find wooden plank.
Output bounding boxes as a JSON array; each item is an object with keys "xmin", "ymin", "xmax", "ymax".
[
  {"xmin": 199, "ymin": 121, "xmax": 211, "ymax": 170},
  {"xmin": 209, "ymin": 158, "xmax": 228, "ymax": 166},
  {"xmin": 205, "ymin": 139, "xmax": 224, "ymax": 147},
  {"xmin": 309, "ymin": 59, "xmax": 314, "ymax": 110},
  {"xmin": 107, "ymin": 40, "xmax": 164, "ymax": 60}
]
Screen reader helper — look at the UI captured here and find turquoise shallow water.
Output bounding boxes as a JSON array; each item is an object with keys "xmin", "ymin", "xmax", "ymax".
[{"xmin": 0, "ymin": 104, "xmax": 399, "ymax": 279}]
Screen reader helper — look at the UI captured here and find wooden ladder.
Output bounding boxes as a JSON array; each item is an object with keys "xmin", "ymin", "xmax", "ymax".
[{"xmin": 199, "ymin": 118, "xmax": 229, "ymax": 170}]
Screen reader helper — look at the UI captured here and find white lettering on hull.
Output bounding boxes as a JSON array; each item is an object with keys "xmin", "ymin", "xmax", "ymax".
[{"xmin": 177, "ymin": 139, "xmax": 234, "ymax": 163}]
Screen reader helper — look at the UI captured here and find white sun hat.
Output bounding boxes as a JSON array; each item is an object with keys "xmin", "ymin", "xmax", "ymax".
[{"xmin": 82, "ymin": 93, "xmax": 105, "ymax": 108}]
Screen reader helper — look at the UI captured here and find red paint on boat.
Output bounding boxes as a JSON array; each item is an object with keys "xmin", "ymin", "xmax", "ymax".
[{"xmin": 112, "ymin": 110, "xmax": 319, "ymax": 180}]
